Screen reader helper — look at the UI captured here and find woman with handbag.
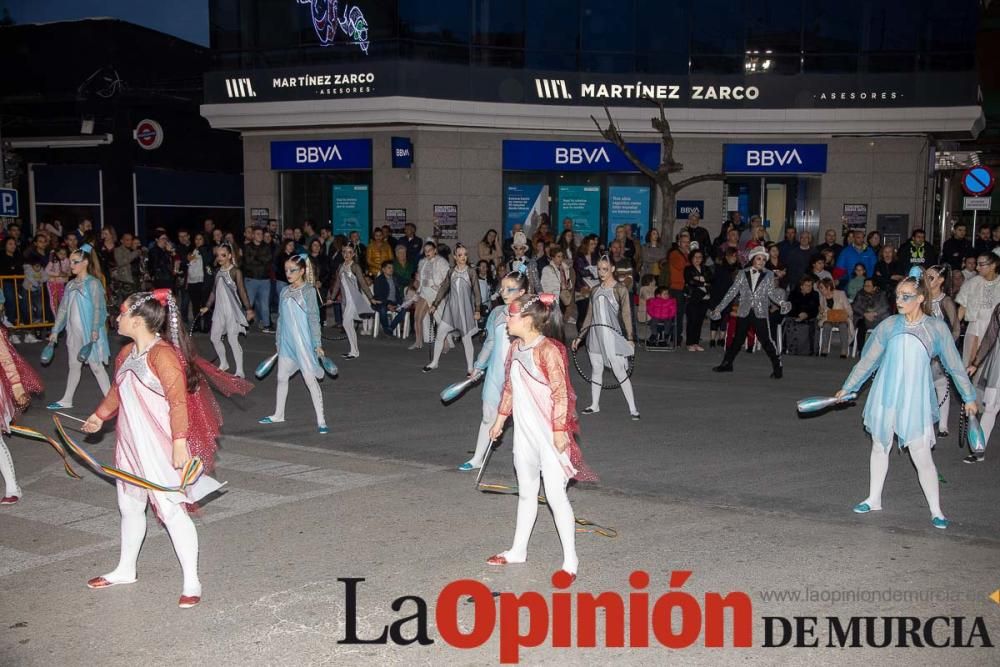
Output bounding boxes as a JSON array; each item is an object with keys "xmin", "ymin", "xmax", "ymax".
[
  {"xmin": 816, "ymin": 278, "xmax": 853, "ymax": 358},
  {"xmin": 683, "ymin": 249, "xmax": 712, "ymax": 351},
  {"xmin": 540, "ymin": 245, "xmax": 574, "ymax": 317}
]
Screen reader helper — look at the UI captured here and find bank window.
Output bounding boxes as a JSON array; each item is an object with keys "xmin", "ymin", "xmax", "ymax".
[
  {"xmin": 635, "ymin": 0, "xmax": 689, "ymax": 74},
  {"xmin": 691, "ymin": 0, "xmax": 745, "ymax": 55},
  {"xmin": 473, "ymin": 0, "xmax": 525, "ymax": 49},
  {"xmin": 865, "ymin": 0, "xmax": 921, "ymax": 53},
  {"xmin": 524, "ymin": 0, "xmax": 578, "ymax": 54},
  {"xmin": 581, "ymin": 0, "xmax": 635, "ymax": 60},
  {"xmin": 398, "ymin": 0, "xmax": 471, "ymax": 45},
  {"xmin": 254, "ymin": 0, "xmax": 307, "ymax": 50},
  {"xmin": 924, "ymin": 0, "xmax": 978, "ymax": 53},
  {"xmin": 803, "ymin": 0, "xmax": 860, "ymax": 53},
  {"xmin": 746, "ymin": 0, "xmax": 803, "ymax": 54}
]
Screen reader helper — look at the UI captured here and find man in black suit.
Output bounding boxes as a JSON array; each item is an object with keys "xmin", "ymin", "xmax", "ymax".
[{"xmin": 373, "ymin": 260, "xmax": 407, "ymax": 335}]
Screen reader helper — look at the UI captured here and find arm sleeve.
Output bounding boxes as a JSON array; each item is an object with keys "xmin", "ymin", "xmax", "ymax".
[
  {"xmin": 972, "ymin": 304, "xmax": 1000, "ymax": 368},
  {"xmin": 470, "ymin": 268, "xmax": 482, "ymax": 310},
  {"xmin": 234, "ymin": 269, "xmax": 251, "ymax": 309},
  {"xmin": 204, "ymin": 274, "xmax": 218, "ymax": 310},
  {"xmin": 329, "ymin": 270, "xmax": 342, "ymax": 301},
  {"xmin": 354, "ymin": 265, "xmax": 374, "ymax": 299},
  {"xmin": 51, "ymin": 287, "xmax": 70, "ymax": 335},
  {"xmin": 149, "ymin": 345, "xmax": 189, "ymax": 440},
  {"xmin": 942, "ymin": 297, "xmax": 962, "ymax": 341},
  {"xmin": 577, "ymin": 292, "xmax": 594, "ymax": 336},
  {"xmin": 618, "ymin": 285, "xmax": 635, "ymax": 342},
  {"xmin": 937, "ymin": 321, "xmax": 976, "ymax": 403},
  {"xmin": 497, "ymin": 347, "xmax": 514, "ymax": 417},
  {"xmin": 539, "ymin": 342, "xmax": 571, "ymax": 432},
  {"xmin": 95, "ymin": 346, "xmax": 131, "ymax": 421},
  {"xmin": 955, "ymin": 281, "xmax": 972, "ymax": 308},
  {"xmin": 841, "ymin": 320, "xmax": 888, "ymax": 393},
  {"xmin": 716, "ymin": 273, "xmax": 744, "ymax": 313},
  {"xmin": 305, "ymin": 287, "xmax": 321, "ymax": 349},
  {"xmin": 432, "ymin": 270, "xmax": 452, "ymax": 307},
  {"xmin": 768, "ymin": 276, "xmax": 788, "ymax": 306},
  {"xmin": 474, "ymin": 308, "xmax": 498, "ymax": 371},
  {"xmin": 86, "ymin": 278, "xmax": 102, "ymax": 337}
]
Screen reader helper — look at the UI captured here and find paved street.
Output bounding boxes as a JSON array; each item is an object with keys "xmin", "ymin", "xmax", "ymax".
[{"xmin": 1, "ymin": 329, "xmax": 999, "ymax": 665}]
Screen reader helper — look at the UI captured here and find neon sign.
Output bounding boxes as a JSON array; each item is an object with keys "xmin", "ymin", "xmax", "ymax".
[{"xmin": 297, "ymin": 0, "xmax": 370, "ymax": 54}]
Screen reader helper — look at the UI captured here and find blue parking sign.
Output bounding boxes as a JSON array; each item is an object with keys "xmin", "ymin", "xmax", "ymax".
[{"xmin": 0, "ymin": 189, "xmax": 17, "ymax": 217}]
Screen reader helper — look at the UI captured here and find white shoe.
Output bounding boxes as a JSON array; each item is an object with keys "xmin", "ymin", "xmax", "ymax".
[
  {"xmin": 407, "ymin": 342, "xmax": 423, "ymax": 350},
  {"xmin": 9, "ymin": 335, "xmax": 21, "ymax": 344},
  {"xmin": 23, "ymin": 333, "xmax": 40, "ymax": 343}
]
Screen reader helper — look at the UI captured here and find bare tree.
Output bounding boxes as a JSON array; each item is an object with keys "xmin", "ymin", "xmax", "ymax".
[{"xmin": 592, "ymin": 99, "xmax": 725, "ymax": 241}]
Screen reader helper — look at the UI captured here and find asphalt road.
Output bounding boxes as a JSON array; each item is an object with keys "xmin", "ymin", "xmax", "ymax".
[{"xmin": 0, "ymin": 327, "xmax": 998, "ymax": 665}]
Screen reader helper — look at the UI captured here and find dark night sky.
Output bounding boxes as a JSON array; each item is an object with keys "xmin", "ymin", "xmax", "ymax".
[{"xmin": 3, "ymin": 0, "xmax": 210, "ymax": 46}]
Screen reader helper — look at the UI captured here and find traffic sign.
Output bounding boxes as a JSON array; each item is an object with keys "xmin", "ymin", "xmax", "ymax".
[
  {"xmin": 962, "ymin": 166, "xmax": 995, "ymax": 196},
  {"xmin": 0, "ymin": 188, "xmax": 18, "ymax": 217},
  {"xmin": 133, "ymin": 119, "xmax": 163, "ymax": 150},
  {"xmin": 964, "ymin": 196, "xmax": 992, "ymax": 211}
]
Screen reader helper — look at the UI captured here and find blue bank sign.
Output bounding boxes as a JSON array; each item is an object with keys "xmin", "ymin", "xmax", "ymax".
[
  {"xmin": 503, "ymin": 140, "xmax": 660, "ymax": 173},
  {"xmin": 723, "ymin": 144, "xmax": 827, "ymax": 174},
  {"xmin": 271, "ymin": 139, "xmax": 372, "ymax": 170}
]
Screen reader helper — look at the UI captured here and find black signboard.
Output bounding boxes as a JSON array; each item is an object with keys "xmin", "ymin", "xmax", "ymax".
[{"xmin": 205, "ymin": 61, "xmax": 978, "ymax": 110}]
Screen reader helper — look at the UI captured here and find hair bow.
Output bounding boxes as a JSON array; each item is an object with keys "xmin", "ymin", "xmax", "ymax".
[
  {"xmin": 538, "ymin": 293, "xmax": 556, "ymax": 307},
  {"xmin": 516, "ymin": 263, "xmax": 527, "ymax": 276},
  {"xmin": 297, "ymin": 253, "xmax": 309, "ymax": 262},
  {"xmin": 152, "ymin": 288, "xmax": 171, "ymax": 306},
  {"xmin": 907, "ymin": 266, "xmax": 924, "ymax": 280},
  {"xmin": 79, "ymin": 243, "xmax": 93, "ymax": 254}
]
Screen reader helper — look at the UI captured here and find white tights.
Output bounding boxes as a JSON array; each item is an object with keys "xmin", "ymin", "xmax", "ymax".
[
  {"xmin": 934, "ymin": 376, "xmax": 951, "ymax": 433},
  {"xmin": 862, "ymin": 438, "xmax": 944, "ymax": 519},
  {"xmin": 102, "ymin": 484, "xmax": 201, "ymax": 596},
  {"xmin": 270, "ymin": 356, "xmax": 326, "ymax": 427},
  {"xmin": 430, "ymin": 324, "xmax": 475, "ymax": 373},
  {"xmin": 58, "ymin": 356, "xmax": 111, "ymax": 407},
  {"xmin": 0, "ymin": 435, "xmax": 20, "ymax": 497},
  {"xmin": 503, "ymin": 436, "xmax": 578, "ymax": 574},
  {"xmin": 468, "ymin": 403, "xmax": 499, "ymax": 467},
  {"xmin": 210, "ymin": 321, "xmax": 245, "ymax": 377},
  {"xmin": 345, "ymin": 319, "xmax": 359, "ymax": 356},
  {"xmin": 588, "ymin": 352, "xmax": 637, "ymax": 414},
  {"xmin": 979, "ymin": 387, "xmax": 1000, "ymax": 457}
]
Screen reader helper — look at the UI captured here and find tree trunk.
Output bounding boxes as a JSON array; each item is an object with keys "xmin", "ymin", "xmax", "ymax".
[{"xmin": 660, "ymin": 184, "xmax": 677, "ymax": 241}]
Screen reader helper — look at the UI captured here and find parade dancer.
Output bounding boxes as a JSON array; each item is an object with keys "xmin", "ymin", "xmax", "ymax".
[
  {"xmin": 571, "ymin": 255, "xmax": 639, "ymax": 419},
  {"xmin": 487, "ymin": 293, "xmax": 596, "ymax": 580},
  {"xmin": 83, "ymin": 290, "xmax": 235, "ymax": 608},
  {"xmin": 411, "ymin": 242, "xmax": 450, "ymax": 351},
  {"xmin": 199, "ymin": 243, "xmax": 254, "ymax": 378},
  {"xmin": 259, "ymin": 254, "xmax": 328, "ymax": 433},
  {"xmin": 457, "ymin": 270, "xmax": 527, "ymax": 471},
  {"xmin": 0, "ymin": 325, "xmax": 44, "ymax": 505},
  {"xmin": 424, "ymin": 244, "xmax": 481, "ymax": 375},
  {"xmin": 924, "ymin": 265, "xmax": 961, "ymax": 437},
  {"xmin": 709, "ymin": 245, "xmax": 791, "ymax": 379},
  {"xmin": 46, "ymin": 244, "xmax": 111, "ymax": 410},
  {"xmin": 836, "ymin": 271, "xmax": 976, "ymax": 529},
  {"xmin": 965, "ymin": 298, "xmax": 1000, "ymax": 463},
  {"xmin": 329, "ymin": 245, "xmax": 374, "ymax": 360}
]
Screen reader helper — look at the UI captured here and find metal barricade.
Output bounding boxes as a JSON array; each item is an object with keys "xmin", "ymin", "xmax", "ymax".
[{"xmin": 0, "ymin": 275, "xmax": 56, "ymax": 330}]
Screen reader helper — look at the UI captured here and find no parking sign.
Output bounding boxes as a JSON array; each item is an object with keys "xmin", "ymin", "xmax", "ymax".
[
  {"xmin": 133, "ymin": 119, "xmax": 163, "ymax": 150},
  {"xmin": 962, "ymin": 166, "xmax": 995, "ymax": 196}
]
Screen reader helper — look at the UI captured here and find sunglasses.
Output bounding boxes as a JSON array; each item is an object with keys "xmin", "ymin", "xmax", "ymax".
[{"xmin": 896, "ymin": 292, "xmax": 919, "ymax": 303}]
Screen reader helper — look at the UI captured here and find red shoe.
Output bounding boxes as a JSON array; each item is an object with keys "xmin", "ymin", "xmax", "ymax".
[
  {"xmin": 557, "ymin": 570, "xmax": 577, "ymax": 585},
  {"xmin": 178, "ymin": 595, "xmax": 201, "ymax": 609},
  {"xmin": 0, "ymin": 495, "xmax": 19, "ymax": 505},
  {"xmin": 486, "ymin": 554, "xmax": 508, "ymax": 565},
  {"xmin": 87, "ymin": 576, "xmax": 137, "ymax": 589}
]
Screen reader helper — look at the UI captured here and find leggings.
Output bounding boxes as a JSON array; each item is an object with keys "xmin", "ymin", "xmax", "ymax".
[
  {"xmin": 0, "ymin": 435, "xmax": 20, "ymax": 497},
  {"xmin": 979, "ymin": 387, "xmax": 1000, "ymax": 455},
  {"xmin": 863, "ymin": 438, "xmax": 943, "ymax": 519},
  {"xmin": 210, "ymin": 317, "xmax": 245, "ymax": 377},
  {"xmin": 270, "ymin": 356, "xmax": 325, "ymax": 427},
  {"xmin": 101, "ymin": 483, "xmax": 201, "ymax": 596},
  {"xmin": 504, "ymin": 434, "xmax": 578, "ymax": 574},
  {"xmin": 344, "ymin": 318, "xmax": 360, "ymax": 356},
  {"xmin": 430, "ymin": 323, "xmax": 475, "ymax": 373},
  {"xmin": 58, "ymin": 350, "xmax": 111, "ymax": 407},
  {"xmin": 934, "ymin": 376, "xmax": 951, "ymax": 434},
  {"xmin": 588, "ymin": 351, "xmax": 637, "ymax": 414},
  {"xmin": 468, "ymin": 402, "xmax": 499, "ymax": 468}
]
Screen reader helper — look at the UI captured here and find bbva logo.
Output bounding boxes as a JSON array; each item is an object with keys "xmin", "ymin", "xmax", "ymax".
[
  {"xmin": 296, "ymin": 145, "xmax": 343, "ymax": 163},
  {"xmin": 746, "ymin": 149, "xmax": 802, "ymax": 167},
  {"xmin": 555, "ymin": 147, "xmax": 610, "ymax": 165}
]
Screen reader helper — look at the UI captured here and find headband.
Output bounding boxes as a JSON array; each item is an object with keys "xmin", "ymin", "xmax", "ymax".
[
  {"xmin": 126, "ymin": 289, "xmax": 181, "ymax": 346},
  {"xmin": 907, "ymin": 266, "xmax": 924, "ymax": 280},
  {"xmin": 78, "ymin": 243, "xmax": 93, "ymax": 254}
]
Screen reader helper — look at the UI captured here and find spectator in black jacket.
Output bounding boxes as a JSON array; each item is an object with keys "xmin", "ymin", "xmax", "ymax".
[
  {"xmin": 816, "ymin": 228, "xmax": 843, "ymax": 262},
  {"xmin": 400, "ymin": 223, "xmax": 423, "ymax": 266},
  {"xmin": 681, "ymin": 211, "xmax": 712, "ymax": 259},
  {"xmin": 309, "ymin": 238, "xmax": 333, "ymax": 326},
  {"xmin": 243, "ymin": 227, "xmax": 276, "ymax": 332},
  {"xmin": 852, "ymin": 278, "xmax": 890, "ymax": 346},
  {"xmin": 898, "ymin": 229, "xmax": 939, "ymax": 272},
  {"xmin": 148, "ymin": 232, "xmax": 175, "ymax": 289},
  {"xmin": 941, "ymin": 223, "xmax": 973, "ymax": 270},
  {"xmin": 974, "ymin": 225, "xmax": 996, "ymax": 256},
  {"xmin": 785, "ymin": 276, "xmax": 820, "ymax": 354},
  {"xmin": 707, "ymin": 246, "xmax": 740, "ymax": 348},
  {"xmin": 373, "ymin": 260, "xmax": 407, "ymax": 335}
]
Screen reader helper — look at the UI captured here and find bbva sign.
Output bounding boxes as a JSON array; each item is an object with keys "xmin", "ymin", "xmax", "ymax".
[{"xmin": 723, "ymin": 144, "xmax": 828, "ymax": 174}]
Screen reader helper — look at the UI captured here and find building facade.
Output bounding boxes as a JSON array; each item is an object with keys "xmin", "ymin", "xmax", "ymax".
[{"xmin": 202, "ymin": 0, "xmax": 983, "ymax": 247}]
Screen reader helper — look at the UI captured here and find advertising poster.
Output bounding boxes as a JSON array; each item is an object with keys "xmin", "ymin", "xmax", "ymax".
[
  {"xmin": 557, "ymin": 185, "xmax": 601, "ymax": 239},
  {"xmin": 504, "ymin": 184, "xmax": 549, "ymax": 239},
  {"xmin": 843, "ymin": 203, "xmax": 869, "ymax": 231},
  {"xmin": 607, "ymin": 186, "xmax": 650, "ymax": 242},
  {"xmin": 433, "ymin": 204, "xmax": 458, "ymax": 240},
  {"xmin": 332, "ymin": 184, "xmax": 371, "ymax": 243},
  {"xmin": 385, "ymin": 208, "xmax": 407, "ymax": 234}
]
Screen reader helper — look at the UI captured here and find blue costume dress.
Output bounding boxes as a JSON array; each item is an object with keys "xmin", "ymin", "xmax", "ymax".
[
  {"xmin": 50, "ymin": 274, "xmax": 111, "ymax": 407},
  {"xmin": 464, "ymin": 303, "xmax": 511, "ymax": 467},
  {"xmin": 276, "ymin": 283, "xmax": 323, "ymax": 379},
  {"xmin": 841, "ymin": 314, "xmax": 975, "ymax": 450}
]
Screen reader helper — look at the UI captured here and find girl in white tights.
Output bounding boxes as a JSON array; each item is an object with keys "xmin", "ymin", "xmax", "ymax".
[
  {"xmin": 572, "ymin": 256, "xmax": 639, "ymax": 420},
  {"xmin": 966, "ymin": 300, "xmax": 1000, "ymax": 463},
  {"xmin": 836, "ymin": 272, "xmax": 976, "ymax": 529},
  {"xmin": 488, "ymin": 293, "xmax": 597, "ymax": 580},
  {"xmin": 259, "ymin": 255, "xmax": 328, "ymax": 434},
  {"xmin": 424, "ymin": 244, "xmax": 481, "ymax": 375},
  {"xmin": 0, "ymin": 326, "xmax": 44, "ymax": 504},
  {"xmin": 200, "ymin": 244, "xmax": 254, "ymax": 378}
]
